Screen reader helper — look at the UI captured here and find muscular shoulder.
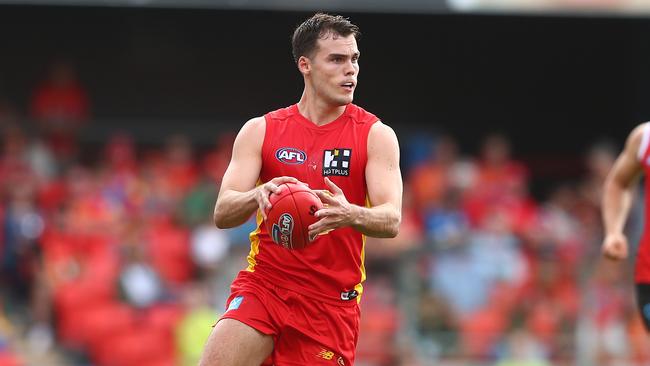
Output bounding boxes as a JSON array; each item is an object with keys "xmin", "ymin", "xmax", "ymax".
[
  {"xmin": 368, "ymin": 121, "xmax": 399, "ymax": 155},
  {"xmin": 629, "ymin": 123, "xmax": 647, "ymax": 145},
  {"xmin": 240, "ymin": 116, "xmax": 265, "ymax": 135},
  {"xmin": 626, "ymin": 122, "xmax": 649, "ymax": 160},
  {"xmin": 368, "ymin": 121, "xmax": 397, "ymax": 142},
  {"xmin": 233, "ymin": 116, "xmax": 266, "ymax": 152}
]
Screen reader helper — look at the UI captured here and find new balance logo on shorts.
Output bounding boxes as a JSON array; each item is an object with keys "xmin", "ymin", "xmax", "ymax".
[
  {"xmin": 323, "ymin": 148, "xmax": 352, "ymax": 176},
  {"xmin": 318, "ymin": 349, "xmax": 335, "ymax": 360},
  {"xmin": 227, "ymin": 296, "xmax": 244, "ymax": 312},
  {"xmin": 316, "ymin": 349, "xmax": 345, "ymax": 365}
]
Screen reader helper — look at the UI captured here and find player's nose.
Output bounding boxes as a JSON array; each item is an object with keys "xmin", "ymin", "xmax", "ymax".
[{"xmin": 344, "ymin": 60, "xmax": 356, "ymax": 76}]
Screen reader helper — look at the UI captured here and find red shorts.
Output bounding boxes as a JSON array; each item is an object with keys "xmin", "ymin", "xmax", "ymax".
[{"xmin": 219, "ymin": 271, "xmax": 360, "ymax": 366}]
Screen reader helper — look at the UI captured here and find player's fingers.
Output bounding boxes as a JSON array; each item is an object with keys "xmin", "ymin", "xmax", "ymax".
[
  {"xmin": 612, "ymin": 242, "xmax": 627, "ymax": 256},
  {"xmin": 314, "ymin": 208, "xmax": 334, "ymax": 218},
  {"xmin": 324, "ymin": 177, "xmax": 343, "ymax": 194},
  {"xmin": 257, "ymin": 186, "xmax": 273, "ymax": 207},
  {"xmin": 620, "ymin": 247, "xmax": 629, "ymax": 258},
  {"xmin": 265, "ymin": 182, "xmax": 281, "ymax": 194},
  {"xmin": 307, "ymin": 225, "xmax": 321, "ymax": 238},
  {"xmin": 260, "ymin": 196, "xmax": 272, "ymax": 212},
  {"xmin": 603, "ymin": 251, "xmax": 617, "ymax": 260},
  {"xmin": 257, "ymin": 201, "xmax": 268, "ymax": 220},
  {"xmin": 310, "ymin": 218, "xmax": 338, "ymax": 235},
  {"xmin": 272, "ymin": 176, "xmax": 298, "ymax": 185},
  {"xmin": 603, "ymin": 248, "xmax": 623, "ymax": 261},
  {"xmin": 313, "ymin": 189, "xmax": 333, "ymax": 197},
  {"xmin": 314, "ymin": 190, "xmax": 336, "ymax": 204},
  {"xmin": 311, "ymin": 227, "xmax": 334, "ymax": 238},
  {"xmin": 308, "ymin": 218, "xmax": 330, "ymax": 234}
]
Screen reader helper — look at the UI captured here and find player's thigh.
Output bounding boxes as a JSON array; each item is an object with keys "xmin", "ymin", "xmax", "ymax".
[
  {"xmin": 272, "ymin": 327, "xmax": 343, "ymax": 366},
  {"xmin": 199, "ymin": 318, "xmax": 274, "ymax": 366},
  {"xmin": 274, "ymin": 302, "xmax": 360, "ymax": 366}
]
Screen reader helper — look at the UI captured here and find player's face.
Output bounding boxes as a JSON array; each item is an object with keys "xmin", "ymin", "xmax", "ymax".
[{"xmin": 307, "ymin": 33, "xmax": 360, "ymax": 106}]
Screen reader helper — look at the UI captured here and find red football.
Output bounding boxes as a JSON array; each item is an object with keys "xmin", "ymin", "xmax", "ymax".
[{"xmin": 264, "ymin": 181, "xmax": 323, "ymax": 250}]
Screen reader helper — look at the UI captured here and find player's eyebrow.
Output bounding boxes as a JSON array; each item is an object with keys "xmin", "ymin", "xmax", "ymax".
[{"xmin": 328, "ymin": 52, "xmax": 361, "ymax": 59}]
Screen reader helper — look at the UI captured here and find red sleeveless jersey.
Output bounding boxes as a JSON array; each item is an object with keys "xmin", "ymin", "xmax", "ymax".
[
  {"xmin": 637, "ymin": 122, "xmax": 650, "ymax": 283},
  {"xmin": 240, "ymin": 103, "xmax": 379, "ymax": 304}
]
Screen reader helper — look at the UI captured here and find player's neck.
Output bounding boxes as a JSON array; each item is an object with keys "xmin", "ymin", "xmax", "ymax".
[{"xmin": 297, "ymin": 92, "xmax": 347, "ymax": 127}]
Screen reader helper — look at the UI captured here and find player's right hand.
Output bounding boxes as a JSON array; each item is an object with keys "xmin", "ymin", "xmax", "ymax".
[
  {"xmin": 602, "ymin": 232, "xmax": 629, "ymax": 261},
  {"xmin": 255, "ymin": 176, "xmax": 299, "ymax": 219}
]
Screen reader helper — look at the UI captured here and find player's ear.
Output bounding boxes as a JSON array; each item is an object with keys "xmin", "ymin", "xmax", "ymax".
[{"xmin": 297, "ymin": 56, "xmax": 311, "ymax": 75}]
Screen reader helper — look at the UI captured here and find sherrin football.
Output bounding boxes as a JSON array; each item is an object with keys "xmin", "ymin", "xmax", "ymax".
[{"xmin": 264, "ymin": 181, "xmax": 323, "ymax": 250}]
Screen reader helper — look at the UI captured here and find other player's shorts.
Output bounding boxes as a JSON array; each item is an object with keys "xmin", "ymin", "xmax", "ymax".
[
  {"xmin": 218, "ymin": 271, "xmax": 360, "ymax": 366},
  {"xmin": 636, "ymin": 283, "xmax": 650, "ymax": 331}
]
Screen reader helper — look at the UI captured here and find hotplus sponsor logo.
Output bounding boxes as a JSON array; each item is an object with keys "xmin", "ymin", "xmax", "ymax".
[{"xmin": 323, "ymin": 148, "xmax": 352, "ymax": 176}]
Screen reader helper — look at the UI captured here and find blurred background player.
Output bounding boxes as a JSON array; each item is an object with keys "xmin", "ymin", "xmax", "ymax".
[
  {"xmin": 601, "ymin": 122, "xmax": 650, "ymax": 331},
  {"xmin": 199, "ymin": 13, "xmax": 402, "ymax": 366}
]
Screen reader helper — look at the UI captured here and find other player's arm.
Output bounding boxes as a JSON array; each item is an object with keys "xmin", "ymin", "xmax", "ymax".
[
  {"xmin": 602, "ymin": 123, "xmax": 646, "ymax": 260},
  {"xmin": 213, "ymin": 117, "xmax": 298, "ymax": 228},
  {"xmin": 309, "ymin": 122, "xmax": 402, "ymax": 238}
]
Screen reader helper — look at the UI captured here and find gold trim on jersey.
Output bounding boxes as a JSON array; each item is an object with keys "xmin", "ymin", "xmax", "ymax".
[
  {"xmin": 246, "ymin": 209, "xmax": 264, "ymax": 272},
  {"xmin": 353, "ymin": 195, "xmax": 371, "ymax": 303}
]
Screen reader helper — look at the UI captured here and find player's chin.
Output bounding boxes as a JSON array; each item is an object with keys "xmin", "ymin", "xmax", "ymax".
[{"xmin": 335, "ymin": 94, "xmax": 354, "ymax": 105}]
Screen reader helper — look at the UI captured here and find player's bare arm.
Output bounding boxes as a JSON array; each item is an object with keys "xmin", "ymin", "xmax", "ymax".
[
  {"xmin": 214, "ymin": 117, "xmax": 298, "ymax": 228},
  {"xmin": 309, "ymin": 122, "xmax": 402, "ymax": 238},
  {"xmin": 602, "ymin": 123, "xmax": 646, "ymax": 260}
]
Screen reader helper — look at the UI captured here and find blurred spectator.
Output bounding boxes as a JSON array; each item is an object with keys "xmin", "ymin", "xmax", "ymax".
[
  {"xmin": 579, "ymin": 141, "xmax": 617, "ymax": 209},
  {"xmin": 118, "ymin": 237, "xmax": 164, "ymax": 309},
  {"xmin": 418, "ymin": 293, "xmax": 459, "ymax": 354},
  {"xmin": 1, "ymin": 167, "xmax": 43, "ymax": 300},
  {"xmin": 495, "ymin": 328, "xmax": 551, "ymax": 366},
  {"xmin": 464, "ymin": 133, "xmax": 531, "ymax": 229},
  {"xmin": 163, "ymin": 134, "xmax": 198, "ymax": 198},
  {"xmin": 576, "ymin": 258, "xmax": 635, "ymax": 365},
  {"xmin": 409, "ymin": 135, "xmax": 459, "ymax": 212},
  {"xmin": 202, "ymin": 132, "xmax": 236, "ymax": 185},
  {"xmin": 0, "ymin": 125, "xmax": 56, "ymax": 202},
  {"xmin": 191, "ymin": 224, "xmax": 230, "ymax": 276},
  {"xmin": 175, "ymin": 283, "xmax": 216, "ymax": 366},
  {"xmin": 430, "ymin": 209, "xmax": 527, "ymax": 316},
  {"xmin": 575, "ymin": 141, "xmax": 620, "ymax": 250},
  {"xmin": 425, "ymin": 188, "xmax": 469, "ymax": 247},
  {"xmin": 29, "ymin": 60, "xmax": 90, "ymax": 161}
]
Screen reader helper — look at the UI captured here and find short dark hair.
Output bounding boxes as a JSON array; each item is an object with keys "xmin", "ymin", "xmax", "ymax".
[{"xmin": 291, "ymin": 13, "xmax": 360, "ymax": 64}]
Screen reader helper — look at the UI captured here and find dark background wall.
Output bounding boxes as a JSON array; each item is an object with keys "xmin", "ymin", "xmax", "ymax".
[{"xmin": 1, "ymin": 5, "xmax": 649, "ymax": 179}]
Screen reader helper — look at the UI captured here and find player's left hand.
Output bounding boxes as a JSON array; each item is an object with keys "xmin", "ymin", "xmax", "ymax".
[{"xmin": 308, "ymin": 177, "xmax": 359, "ymax": 238}]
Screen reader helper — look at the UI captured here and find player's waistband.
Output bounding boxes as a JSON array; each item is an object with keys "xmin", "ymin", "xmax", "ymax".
[{"xmin": 237, "ymin": 269, "xmax": 362, "ymax": 307}]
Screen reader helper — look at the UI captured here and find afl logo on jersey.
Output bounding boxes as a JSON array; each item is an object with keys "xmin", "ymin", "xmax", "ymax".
[
  {"xmin": 276, "ymin": 148, "xmax": 306, "ymax": 165},
  {"xmin": 271, "ymin": 213, "xmax": 294, "ymax": 249}
]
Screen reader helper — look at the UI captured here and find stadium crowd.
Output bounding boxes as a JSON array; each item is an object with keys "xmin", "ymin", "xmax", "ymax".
[{"xmin": 0, "ymin": 63, "xmax": 649, "ymax": 366}]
